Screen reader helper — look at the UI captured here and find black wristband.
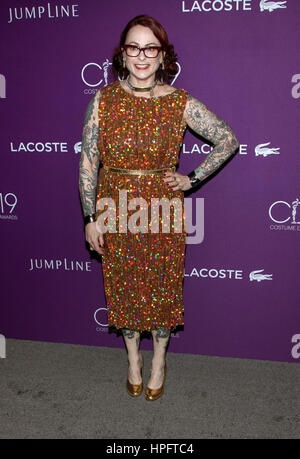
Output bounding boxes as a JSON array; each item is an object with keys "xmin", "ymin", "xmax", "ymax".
[
  {"xmin": 84, "ymin": 213, "xmax": 97, "ymax": 226},
  {"xmin": 187, "ymin": 170, "xmax": 202, "ymax": 188}
]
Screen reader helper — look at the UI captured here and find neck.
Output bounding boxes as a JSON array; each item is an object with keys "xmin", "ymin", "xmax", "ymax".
[{"xmin": 128, "ymin": 74, "xmax": 156, "ymax": 89}]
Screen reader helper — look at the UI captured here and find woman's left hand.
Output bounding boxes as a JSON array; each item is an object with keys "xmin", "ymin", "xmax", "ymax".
[{"xmin": 163, "ymin": 171, "xmax": 192, "ymax": 191}]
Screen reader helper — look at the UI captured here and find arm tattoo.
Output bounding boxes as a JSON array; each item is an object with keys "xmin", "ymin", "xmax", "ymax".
[
  {"xmin": 79, "ymin": 90, "xmax": 101, "ymax": 217},
  {"xmin": 184, "ymin": 95, "xmax": 240, "ymax": 181}
]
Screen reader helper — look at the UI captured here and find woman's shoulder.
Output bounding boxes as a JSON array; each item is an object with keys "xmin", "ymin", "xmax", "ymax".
[
  {"xmin": 155, "ymin": 83, "xmax": 177, "ymax": 96},
  {"xmin": 96, "ymin": 81, "xmax": 116, "ymax": 97},
  {"xmin": 162, "ymin": 83, "xmax": 175, "ymax": 94},
  {"xmin": 162, "ymin": 83, "xmax": 190, "ymax": 97}
]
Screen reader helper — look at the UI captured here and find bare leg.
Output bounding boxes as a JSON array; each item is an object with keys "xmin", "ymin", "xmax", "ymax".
[
  {"xmin": 122, "ymin": 328, "xmax": 142, "ymax": 384},
  {"xmin": 148, "ymin": 326, "xmax": 170, "ymax": 389}
]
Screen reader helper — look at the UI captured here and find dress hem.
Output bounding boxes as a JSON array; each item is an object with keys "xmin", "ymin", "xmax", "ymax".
[{"xmin": 108, "ymin": 321, "xmax": 184, "ymax": 333}]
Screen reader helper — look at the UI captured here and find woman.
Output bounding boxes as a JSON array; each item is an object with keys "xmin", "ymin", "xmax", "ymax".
[{"xmin": 79, "ymin": 15, "xmax": 239, "ymax": 401}]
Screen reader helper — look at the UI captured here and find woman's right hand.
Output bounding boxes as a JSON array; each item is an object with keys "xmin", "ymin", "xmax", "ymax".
[{"xmin": 85, "ymin": 222, "xmax": 105, "ymax": 255}]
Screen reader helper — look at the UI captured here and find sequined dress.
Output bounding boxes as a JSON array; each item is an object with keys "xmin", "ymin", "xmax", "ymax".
[{"xmin": 95, "ymin": 80, "xmax": 189, "ymax": 332}]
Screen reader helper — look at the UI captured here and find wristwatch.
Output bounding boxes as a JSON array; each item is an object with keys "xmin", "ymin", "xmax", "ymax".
[
  {"xmin": 84, "ymin": 212, "xmax": 98, "ymax": 226},
  {"xmin": 187, "ymin": 170, "xmax": 202, "ymax": 188}
]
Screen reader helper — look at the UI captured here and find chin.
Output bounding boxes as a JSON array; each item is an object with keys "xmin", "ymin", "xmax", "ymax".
[{"xmin": 131, "ymin": 70, "xmax": 156, "ymax": 80}]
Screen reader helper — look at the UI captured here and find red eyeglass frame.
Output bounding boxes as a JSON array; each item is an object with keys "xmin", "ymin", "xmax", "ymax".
[{"xmin": 122, "ymin": 44, "xmax": 163, "ymax": 58}]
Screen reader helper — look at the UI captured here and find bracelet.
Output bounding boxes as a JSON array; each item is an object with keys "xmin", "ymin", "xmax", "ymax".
[
  {"xmin": 84, "ymin": 212, "xmax": 97, "ymax": 226},
  {"xmin": 187, "ymin": 170, "xmax": 202, "ymax": 188}
]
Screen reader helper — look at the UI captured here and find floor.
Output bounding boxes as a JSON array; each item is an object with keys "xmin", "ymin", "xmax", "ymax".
[{"xmin": 0, "ymin": 339, "xmax": 299, "ymax": 439}]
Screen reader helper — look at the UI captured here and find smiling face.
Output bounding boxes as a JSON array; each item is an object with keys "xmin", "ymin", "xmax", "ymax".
[{"xmin": 121, "ymin": 25, "xmax": 165, "ymax": 87}]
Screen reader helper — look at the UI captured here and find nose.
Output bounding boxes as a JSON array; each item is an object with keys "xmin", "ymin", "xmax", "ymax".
[{"xmin": 138, "ymin": 50, "xmax": 147, "ymax": 60}]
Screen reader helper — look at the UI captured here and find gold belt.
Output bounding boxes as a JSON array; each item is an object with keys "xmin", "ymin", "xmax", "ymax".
[{"xmin": 103, "ymin": 165, "xmax": 176, "ymax": 175}]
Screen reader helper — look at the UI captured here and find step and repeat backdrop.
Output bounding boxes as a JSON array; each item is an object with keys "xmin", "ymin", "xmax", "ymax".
[{"xmin": 0, "ymin": 0, "xmax": 299, "ymax": 363}]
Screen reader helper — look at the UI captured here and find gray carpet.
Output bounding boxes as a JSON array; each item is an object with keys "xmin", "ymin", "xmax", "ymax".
[{"xmin": 0, "ymin": 338, "xmax": 299, "ymax": 439}]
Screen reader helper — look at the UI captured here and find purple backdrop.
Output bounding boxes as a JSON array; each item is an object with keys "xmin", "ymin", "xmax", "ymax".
[{"xmin": 1, "ymin": 0, "xmax": 299, "ymax": 363}]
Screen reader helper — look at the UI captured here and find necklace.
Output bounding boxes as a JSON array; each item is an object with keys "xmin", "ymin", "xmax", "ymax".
[{"xmin": 126, "ymin": 75, "xmax": 157, "ymax": 97}]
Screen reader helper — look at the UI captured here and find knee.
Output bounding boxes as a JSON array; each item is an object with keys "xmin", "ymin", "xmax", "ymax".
[
  {"xmin": 153, "ymin": 326, "xmax": 170, "ymax": 338},
  {"xmin": 122, "ymin": 328, "xmax": 139, "ymax": 338}
]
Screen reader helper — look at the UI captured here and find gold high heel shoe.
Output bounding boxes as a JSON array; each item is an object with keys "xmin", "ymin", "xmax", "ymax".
[
  {"xmin": 126, "ymin": 354, "xmax": 144, "ymax": 397},
  {"xmin": 144, "ymin": 361, "xmax": 167, "ymax": 401}
]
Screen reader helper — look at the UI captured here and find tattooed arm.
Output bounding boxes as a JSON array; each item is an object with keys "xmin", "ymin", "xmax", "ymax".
[
  {"xmin": 79, "ymin": 90, "xmax": 105, "ymax": 255},
  {"xmin": 79, "ymin": 90, "xmax": 102, "ymax": 217},
  {"xmin": 183, "ymin": 94, "xmax": 240, "ymax": 185}
]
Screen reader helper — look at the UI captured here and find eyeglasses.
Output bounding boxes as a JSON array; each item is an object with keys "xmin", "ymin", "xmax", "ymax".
[{"xmin": 122, "ymin": 44, "xmax": 162, "ymax": 58}]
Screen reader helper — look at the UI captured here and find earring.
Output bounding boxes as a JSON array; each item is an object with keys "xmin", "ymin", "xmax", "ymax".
[
  {"xmin": 123, "ymin": 59, "xmax": 126, "ymax": 69},
  {"xmin": 161, "ymin": 61, "xmax": 165, "ymax": 70}
]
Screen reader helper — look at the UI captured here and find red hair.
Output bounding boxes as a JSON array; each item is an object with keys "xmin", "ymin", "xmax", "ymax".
[{"xmin": 112, "ymin": 14, "xmax": 178, "ymax": 83}]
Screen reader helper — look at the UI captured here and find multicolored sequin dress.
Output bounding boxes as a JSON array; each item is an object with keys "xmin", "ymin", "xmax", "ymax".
[{"xmin": 95, "ymin": 80, "xmax": 189, "ymax": 332}]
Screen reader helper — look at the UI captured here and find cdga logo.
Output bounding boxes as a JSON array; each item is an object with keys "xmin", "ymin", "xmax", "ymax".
[
  {"xmin": 94, "ymin": 307, "xmax": 109, "ymax": 332},
  {"xmin": 269, "ymin": 198, "xmax": 300, "ymax": 229},
  {"xmin": 81, "ymin": 60, "xmax": 182, "ymax": 93}
]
